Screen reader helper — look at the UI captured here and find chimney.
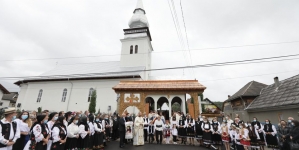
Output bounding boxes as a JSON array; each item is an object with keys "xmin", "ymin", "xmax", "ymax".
[
  {"xmin": 228, "ymin": 95, "xmax": 231, "ymax": 98},
  {"xmin": 274, "ymin": 77, "xmax": 280, "ymax": 88}
]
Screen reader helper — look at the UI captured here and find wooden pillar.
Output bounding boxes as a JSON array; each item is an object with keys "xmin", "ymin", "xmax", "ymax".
[{"xmin": 191, "ymin": 92, "xmax": 200, "ymax": 118}]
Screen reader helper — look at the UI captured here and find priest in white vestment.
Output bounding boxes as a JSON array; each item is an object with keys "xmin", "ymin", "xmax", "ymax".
[{"xmin": 133, "ymin": 112, "xmax": 145, "ymax": 146}]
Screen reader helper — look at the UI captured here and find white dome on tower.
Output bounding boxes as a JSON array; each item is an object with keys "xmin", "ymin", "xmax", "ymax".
[{"xmin": 128, "ymin": 0, "xmax": 149, "ymax": 28}]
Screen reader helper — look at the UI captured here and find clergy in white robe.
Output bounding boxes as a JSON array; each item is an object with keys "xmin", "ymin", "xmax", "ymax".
[{"xmin": 133, "ymin": 112, "xmax": 144, "ymax": 146}]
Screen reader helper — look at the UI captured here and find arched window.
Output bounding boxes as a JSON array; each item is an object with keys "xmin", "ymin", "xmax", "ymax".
[
  {"xmin": 88, "ymin": 88, "xmax": 94, "ymax": 102},
  {"xmin": 61, "ymin": 88, "xmax": 67, "ymax": 102},
  {"xmin": 37, "ymin": 89, "xmax": 43, "ymax": 102},
  {"xmin": 130, "ymin": 45, "xmax": 133, "ymax": 54},
  {"xmin": 135, "ymin": 45, "xmax": 138, "ymax": 54}
]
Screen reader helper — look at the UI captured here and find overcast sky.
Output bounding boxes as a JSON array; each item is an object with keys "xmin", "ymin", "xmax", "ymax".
[{"xmin": 0, "ymin": 0, "xmax": 299, "ymax": 102}]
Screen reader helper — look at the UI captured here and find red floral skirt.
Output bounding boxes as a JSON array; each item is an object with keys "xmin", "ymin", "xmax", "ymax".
[{"xmin": 241, "ymin": 139, "xmax": 251, "ymax": 146}]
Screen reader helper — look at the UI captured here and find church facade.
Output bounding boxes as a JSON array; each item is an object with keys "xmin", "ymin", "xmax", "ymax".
[{"xmin": 14, "ymin": 0, "xmax": 206, "ymax": 116}]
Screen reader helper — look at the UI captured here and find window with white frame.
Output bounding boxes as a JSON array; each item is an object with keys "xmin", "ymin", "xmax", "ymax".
[
  {"xmin": 37, "ymin": 89, "xmax": 43, "ymax": 102},
  {"xmin": 88, "ymin": 88, "xmax": 94, "ymax": 102},
  {"xmin": 61, "ymin": 88, "xmax": 67, "ymax": 102}
]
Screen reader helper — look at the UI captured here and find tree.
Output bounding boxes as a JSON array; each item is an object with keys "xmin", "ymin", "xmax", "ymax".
[
  {"xmin": 172, "ymin": 102, "xmax": 181, "ymax": 112},
  {"xmin": 88, "ymin": 90, "xmax": 97, "ymax": 114},
  {"xmin": 37, "ymin": 107, "xmax": 42, "ymax": 114}
]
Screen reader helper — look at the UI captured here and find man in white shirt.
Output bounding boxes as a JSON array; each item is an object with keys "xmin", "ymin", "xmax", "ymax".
[
  {"xmin": 154, "ymin": 116, "xmax": 164, "ymax": 144},
  {"xmin": 0, "ymin": 108, "xmax": 20, "ymax": 150}
]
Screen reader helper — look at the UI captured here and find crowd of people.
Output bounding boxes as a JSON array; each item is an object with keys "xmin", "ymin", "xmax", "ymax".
[
  {"xmin": 0, "ymin": 107, "xmax": 298, "ymax": 150},
  {"xmin": 0, "ymin": 108, "xmax": 118, "ymax": 150},
  {"xmin": 119, "ymin": 111, "xmax": 299, "ymax": 150}
]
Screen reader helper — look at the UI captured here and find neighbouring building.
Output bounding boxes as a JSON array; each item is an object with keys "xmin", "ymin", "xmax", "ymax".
[
  {"xmin": 246, "ymin": 76, "xmax": 299, "ymax": 124},
  {"xmin": 0, "ymin": 92, "xmax": 18, "ymax": 108},
  {"xmin": 201, "ymin": 98, "xmax": 222, "ymax": 120},
  {"xmin": 223, "ymin": 81, "xmax": 268, "ymax": 122},
  {"xmin": 0, "ymin": 84, "xmax": 10, "ymax": 108}
]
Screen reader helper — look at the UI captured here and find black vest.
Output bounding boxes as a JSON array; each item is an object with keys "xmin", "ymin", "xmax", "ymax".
[
  {"xmin": 203, "ymin": 122, "xmax": 211, "ymax": 130},
  {"xmin": 56, "ymin": 125, "xmax": 67, "ymax": 140},
  {"xmin": 263, "ymin": 124, "xmax": 274, "ymax": 132},
  {"xmin": 212, "ymin": 122, "xmax": 219, "ymax": 131},
  {"xmin": 179, "ymin": 120, "xmax": 185, "ymax": 126},
  {"xmin": 148, "ymin": 125, "xmax": 155, "ymax": 134},
  {"xmin": 0, "ymin": 121, "xmax": 17, "ymax": 148},
  {"xmin": 95, "ymin": 122, "xmax": 102, "ymax": 133},
  {"xmin": 143, "ymin": 118, "xmax": 148, "ymax": 127},
  {"xmin": 187, "ymin": 119, "xmax": 194, "ymax": 127}
]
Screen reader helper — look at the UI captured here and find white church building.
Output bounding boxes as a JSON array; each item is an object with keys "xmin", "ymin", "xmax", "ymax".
[{"xmin": 15, "ymin": 0, "xmax": 205, "ymax": 116}]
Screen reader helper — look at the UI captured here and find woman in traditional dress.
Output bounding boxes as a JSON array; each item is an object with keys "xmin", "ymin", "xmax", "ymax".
[
  {"xmin": 13, "ymin": 111, "xmax": 31, "ymax": 150},
  {"xmin": 221, "ymin": 120, "xmax": 230, "ymax": 150},
  {"xmin": 240, "ymin": 123, "xmax": 250, "ymax": 150},
  {"xmin": 178, "ymin": 115, "xmax": 187, "ymax": 144},
  {"xmin": 252, "ymin": 117, "xmax": 265, "ymax": 150},
  {"xmin": 201, "ymin": 117, "xmax": 214, "ymax": 148},
  {"xmin": 247, "ymin": 121, "xmax": 260, "ymax": 150},
  {"xmin": 51, "ymin": 116, "xmax": 67, "ymax": 150},
  {"xmin": 77, "ymin": 116, "xmax": 90, "ymax": 149},
  {"xmin": 47, "ymin": 112, "xmax": 58, "ymax": 150},
  {"xmin": 65, "ymin": 116, "xmax": 79, "ymax": 150},
  {"xmin": 186, "ymin": 115, "xmax": 195, "ymax": 145},
  {"xmin": 194, "ymin": 117, "xmax": 203, "ymax": 145},
  {"xmin": 24, "ymin": 115, "xmax": 50, "ymax": 150},
  {"xmin": 263, "ymin": 119, "xmax": 279, "ymax": 150},
  {"xmin": 211, "ymin": 117, "xmax": 222, "ymax": 150},
  {"xmin": 164, "ymin": 121, "xmax": 171, "ymax": 144},
  {"xmin": 94, "ymin": 115, "xmax": 104, "ymax": 149},
  {"xmin": 234, "ymin": 128, "xmax": 244, "ymax": 150},
  {"xmin": 88, "ymin": 115, "xmax": 95, "ymax": 150}
]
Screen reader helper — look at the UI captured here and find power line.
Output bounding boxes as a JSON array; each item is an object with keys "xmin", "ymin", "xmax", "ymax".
[
  {"xmin": 179, "ymin": 0, "xmax": 195, "ymax": 77},
  {"xmin": 6, "ymin": 69, "xmax": 299, "ymax": 91},
  {"xmin": 167, "ymin": 0, "xmax": 189, "ymax": 76},
  {"xmin": 1, "ymin": 40, "xmax": 299, "ymax": 62},
  {"xmin": 1, "ymin": 53, "xmax": 299, "ymax": 80}
]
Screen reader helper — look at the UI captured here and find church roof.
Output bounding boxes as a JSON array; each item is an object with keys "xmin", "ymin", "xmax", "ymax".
[
  {"xmin": 246, "ymin": 74, "xmax": 299, "ymax": 111},
  {"xmin": 226, "ymin": 81, "xmax": 267, "ymax": 102},
  {"xmin": 113, "ymin": 80, "xmax": 206, "ymax": 91},
  {"xmin": 0, "ymin": 84, "xmax": 10, "ymax": 94},
  {"xmin": 14, "ymin": 61, "xmax": 145, "ymax": 85}
]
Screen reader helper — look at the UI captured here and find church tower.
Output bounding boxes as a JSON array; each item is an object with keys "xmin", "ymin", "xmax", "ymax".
[{"xmin": 120, "ymin": 0, "xmax": 153, "ymax": 80}]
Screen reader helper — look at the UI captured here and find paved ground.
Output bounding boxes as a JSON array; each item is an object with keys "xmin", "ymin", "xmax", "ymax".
[
  {"xmin": 107, "ymin": 140, "xmax": 272, "ymax": 150},
  {"xmin": 108, "ymin": 141, "xmax": 212, "ymax": 150}
]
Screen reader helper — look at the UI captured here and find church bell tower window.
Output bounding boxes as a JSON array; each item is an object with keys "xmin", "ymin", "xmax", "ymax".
[
  {"xmin": 135, "ymin": 45, "xmax": 138, "ymax": 54},
  {"xmin": 130, "ymin": 45, "xmax": 133, "ymax": 54},
  {"xmin": 37, "ymin": 89, "xmax": 43, "ymax": 102}
]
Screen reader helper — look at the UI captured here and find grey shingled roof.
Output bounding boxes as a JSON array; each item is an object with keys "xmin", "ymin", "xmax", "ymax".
[
  {"xmin": 247, "ymin": 74, "xmax": 299, "ymax": 110},
  {"xmin": 227, "ymin": 81, "xmax": 268, "ymax": 102},
  {"xmin": 2, "ymin": 92, "xmax": 18, "ymax": 103},
  {"xmin": 15, "ymin": 61, "xmax": 145, "ymax": 85}
]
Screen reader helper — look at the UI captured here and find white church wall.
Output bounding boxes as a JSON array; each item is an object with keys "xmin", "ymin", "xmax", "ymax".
[
  {"xmin": 17, "ymin": 78, "xmax": 140, "ymax": 113},
  {"xmin": 16, "ymin": 84, "xmax": 29, "ymax": 110}
]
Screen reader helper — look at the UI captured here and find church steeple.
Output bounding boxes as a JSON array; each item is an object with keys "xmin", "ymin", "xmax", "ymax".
[{"xmin": 128, "ymin": 0, "xmax": 149, "ymax": 28}]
